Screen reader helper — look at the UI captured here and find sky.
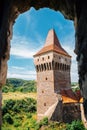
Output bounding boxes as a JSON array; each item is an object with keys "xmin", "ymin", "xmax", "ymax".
[{"xmin": 7, "ymin": 7, "xmax": 78, "ymax": 82}]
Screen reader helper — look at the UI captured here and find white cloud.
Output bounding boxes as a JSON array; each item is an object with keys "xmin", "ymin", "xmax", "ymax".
[
  {"xmin": 11, "ymin": 66, "xmax": 25, "ymax": 70},
  {"xmin": 7, "ymin": 66, "xmax": 36, "ymax": 80},
  {"xmin": 10, "ymin": 35, "xmax": 42, "ymax": 58},
  {"xmin": 7, "ymin": 72, "xmax": 36, "ymax": 80}
]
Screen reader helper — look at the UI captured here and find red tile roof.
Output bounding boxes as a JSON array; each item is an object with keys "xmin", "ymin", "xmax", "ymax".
[
  {"xmin": 60, "ymin": 89, "xmax": 83, "ymax": 103},
  {"xmin": 34, "ymin": 29, "xmax": 71, "ymax": 57}
]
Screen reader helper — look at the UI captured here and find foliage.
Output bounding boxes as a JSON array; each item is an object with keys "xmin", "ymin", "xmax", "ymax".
[
  {"xmin": 2, "ymin": 98, "xmax": 37, "ymax": 130},
  {"xmin": 39, "ymin": 117, "xmax": 48, "ymax": 126},
  {"xmin": 3, "ymin": 113, "xmax": 13, "ymax": 124},
  {"xmin": 66, "ymin": 120, "xmax": 86, "ymax": 130},
  {"xmin": 2, "ymin": 98, "xmax": 36, "ymax": 116},
  {"xmin": 2, "ymin": 78, "xmax": 37, "ymax": 93},
  {"xmin": 71, "ymin": 82, "xmax": 80, "ymax": 92}
]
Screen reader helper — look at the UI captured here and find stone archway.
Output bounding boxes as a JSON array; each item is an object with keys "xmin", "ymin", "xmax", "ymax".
[{"xmin": 0, "ymin": 0, "xmax": 87, "ymax": 128}]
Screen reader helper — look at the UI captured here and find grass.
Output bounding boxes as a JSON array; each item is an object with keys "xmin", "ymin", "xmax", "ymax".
[{"xmin": 2, "ymin": 92, "xmax": 37, "ymax": 103}]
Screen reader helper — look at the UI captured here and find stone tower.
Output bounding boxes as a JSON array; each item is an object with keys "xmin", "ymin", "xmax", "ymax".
[{"xmin": 34, "ymin": 29, "xmax": 71, "ymax": 121}]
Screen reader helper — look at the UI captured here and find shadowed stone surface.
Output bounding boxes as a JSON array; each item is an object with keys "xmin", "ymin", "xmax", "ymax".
[{"xmin": 0, "ymin": 0, "xmax": 87, "ymax": 128}]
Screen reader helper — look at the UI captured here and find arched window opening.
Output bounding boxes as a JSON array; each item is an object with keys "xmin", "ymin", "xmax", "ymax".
[
  {"xmin": 63, "ymin": 64, "xmax": 64, "ymax": 71},
  {"xmin": 67, "ymin": 65, "xmax": 68, "ymax": 71},
  {"xmin": 37, "ymin": 59, "xmax": 39, "ymax": 62},
  {"xmin": 52, "ymin": 60, "xmax": 54, "ymax": 69},
  {"xmin": 44, "ymin": 63, "xmax": 46, "ymax": 71},
  {"xmin": 68, "ymin": 65, "xmax": 70, "ymax": 70},
  {"xmin": 39, "ymin": 65, "xmax": 41, "ymax": 72},
  {"xmin": 48, "ymin": 56, "xmax": 50, "ymax": 59},
  {"xmin": 36, "ymin": 65, "xmax": 38, "ymax": 72},
  {"xmin": 37, "ymin": 65, "xmax": 39, "ymax": 72},
  {"xmin": 41, "ymin": 64, "xmax": 43, "ymax": 71},
  {"xmin": 46, "ymin": 63, "xmax": 49, "ymax": 70},
  {"xmin": 60, "ymin": 63, "xmax": 62, "ymax": 70},
  {"xmin": 58, "ymin": 63, "xmax": 59, "ymax": 70},
  {"xmin": 49, "ymin": 62, "xmax": 51, "ymax": 70},
  {"xmin": 65, "ymin": 64, "xmax": 66, "ymax": 71},
  {"xmin": 55, "ymin": 62, "xmax": 57, "ymax": 70}
]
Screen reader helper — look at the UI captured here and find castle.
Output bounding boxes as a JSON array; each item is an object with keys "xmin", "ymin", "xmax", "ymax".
[{"xmin": 34, "ymin": 29, "xmax": 82, "ymax": 123}]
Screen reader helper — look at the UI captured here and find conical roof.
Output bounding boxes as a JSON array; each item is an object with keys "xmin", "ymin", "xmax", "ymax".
[{"xmin": 34, "ymin": 29, "xmax": 71, "ymax": 57}]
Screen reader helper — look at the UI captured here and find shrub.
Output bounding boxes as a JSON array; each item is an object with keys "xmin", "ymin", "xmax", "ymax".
[
  {"xmin": 14, "ymin": 121, "xmax": 21, "ymax": 127},
  {"xmin": 3, "ymin": 113, "xmax": 13, "ymax": 124},
  {"xmin": 2, "ymin": 105, "xmax": 8, "ymax": 116},
  {"xmin": 66, "ymin": 120, "xmax": 86, "ymax": 130},
  {"xmin": 40, "ymin": 117, "xmax": 48, "ymax": 126},
  {"xmin": 5, "ymin": 99, "xmax": 15, "ymax": 109},
  {"xmin": 26, "ymin": 113, "xmax": 32, "ymax": 119}
]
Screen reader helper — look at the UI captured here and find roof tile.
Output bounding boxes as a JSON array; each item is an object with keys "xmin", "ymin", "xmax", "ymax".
[
  {"xmin": 60, "ymin": 89, "xmax": 83, "ymax": 103},
  {"xmin": 34, "ymin": 29, "xmax": 71, "ymax": 57}
]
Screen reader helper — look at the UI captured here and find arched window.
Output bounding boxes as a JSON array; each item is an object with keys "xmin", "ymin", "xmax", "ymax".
[
  {"xmin": 44, "ymin": 63, "xmax": 46, "ymax": 71},
  {"xmin": 68, "ymin": 65, "xmax": 70, "ymax": 70},
  {"xmin": 63, "ymin": 64, "xmax": 64, "ymax": 71},
  {"xmin": 60, "ymin": 63, "xmax": 62, "ymax": 70},
  {"xmin": 49, "ymin": 62, "xmax": 51, "ymax": 70},
  {"xmin": 36, "ymin": 65, "xmax": 38, "ymax": 72},
  {"xmin": 48, "ymin": 56, "xmax": 50, "ymax": 59},
  {"xmin": 46, "ymin": 63, "xmax": 49, "ymax": 70},
  {"xmin": 67, "ymin": 65, "xmax": 68, "ymax": 71},
  {"xmin": 52, "ymin": 60, "xmax": 54, "ymax": 69},
  {"xmin": 61, "ymin": 63, "xmax": 63, "ymax": 71},
  {"xmin": 41, "ymin": 64, "xmax": 43, "ymax": 71},
  {"xmin": 37, "ymin": 59, "xmax": 39, "ymax": 61},
  {"xmin": 65, "ymin": 65, "xmax": 66, "ymax": 71},
  {"xmin": 55, "ymin": 62, "xmax": 57, "ymax": 70},
  {"xmin": 58, "ymin": 63, "xmax": 59, "ymax": 70}
]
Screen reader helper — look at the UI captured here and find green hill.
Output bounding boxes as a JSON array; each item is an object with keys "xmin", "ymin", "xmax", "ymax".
[{"xmin": 2, "ymin": 78, "xmax": 37, "ymax": 93}]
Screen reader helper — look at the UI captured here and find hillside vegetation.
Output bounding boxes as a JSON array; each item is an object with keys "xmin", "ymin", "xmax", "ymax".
[
  {"xmin": 2, "ymin": 98, "xmax": 86, "ymax": 130},
  {"xmin": 2, "ymin": 78, "xmax": 37, "ymax": 93},
  {"xmin": 2, "ymin": 78, "xmax": 86, "ymax": 130}
]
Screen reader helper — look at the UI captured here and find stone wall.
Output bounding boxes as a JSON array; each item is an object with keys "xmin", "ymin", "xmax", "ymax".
[
  {"xmin": 34, "ymin": 46, "xmax": 71, "ymax": 121},
  {"xmin": 37, "ymin": 71, "xmax": 58, "ymax": 120},
  {"xmin": 62, "ymin": 103, "xmax": 81, "ymax": 123},
  {"xmin": 53, "ymin": 52, "xmax": 71, "ymax": 92}
]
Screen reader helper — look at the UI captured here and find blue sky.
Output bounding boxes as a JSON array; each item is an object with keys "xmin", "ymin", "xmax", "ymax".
[{"xmin": 7, "ymin": 7, "xmax": 78, "ymax": 82}]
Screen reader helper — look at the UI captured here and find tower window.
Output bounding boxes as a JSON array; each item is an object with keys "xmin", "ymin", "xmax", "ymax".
[
  {"xmin": 48, "ymin": 56, "xmax": 50, "ymax": 59},
  {"xmin": 44, "ymin": 103, "xmax": 46, "ymax": 106},
  {"xmin": 42, "ymin": 90, "xmax": 44, "ymax": 93},
  {"xmin": 45, "ymin": 77, "xmax": 48, "ymax": 80}
]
